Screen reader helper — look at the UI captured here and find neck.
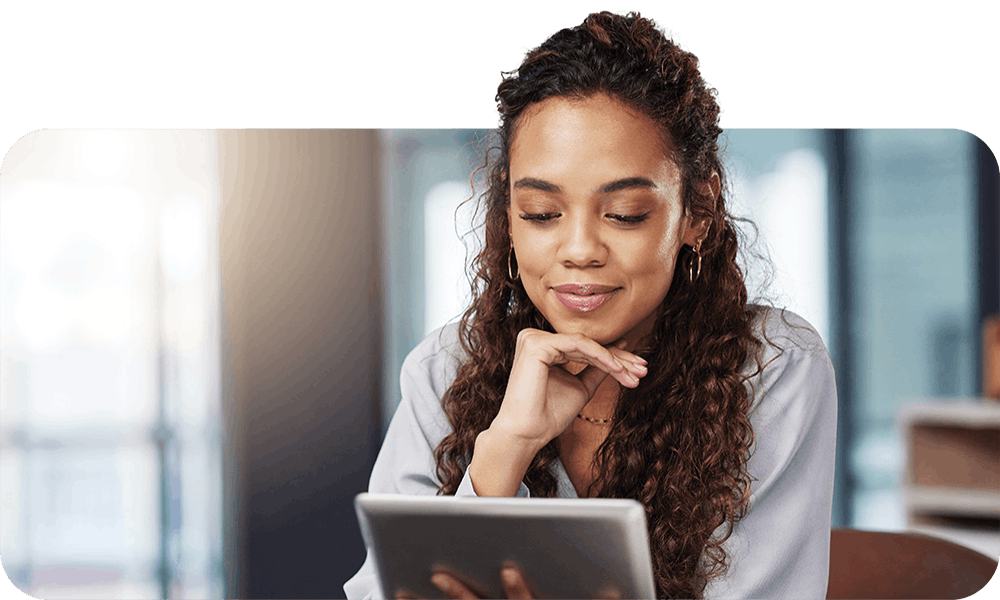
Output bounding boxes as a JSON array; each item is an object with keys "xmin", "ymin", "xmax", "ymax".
[{"xmin": 579, "ymin": 377, "xmax": 620, "ymax": 422}]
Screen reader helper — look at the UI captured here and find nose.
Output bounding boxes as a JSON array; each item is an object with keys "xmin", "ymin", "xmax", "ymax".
[{"xmin": 557, "ymin": 214, "xmax": 607, "ymax": 268}]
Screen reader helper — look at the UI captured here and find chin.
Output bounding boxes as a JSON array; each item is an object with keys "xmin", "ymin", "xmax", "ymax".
[{"xmin": 548, "ymin": 318, "xmax": 623, "ymax": 345}]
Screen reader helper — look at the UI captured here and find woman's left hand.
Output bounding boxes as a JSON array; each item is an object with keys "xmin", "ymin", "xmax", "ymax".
[
  {"xmin": 395, "ymin": 563, "xmax": 621, "ymax": 599},
  {"xmin": 433, "ymin": 564, "xmax": 534, "ymax": 600}
]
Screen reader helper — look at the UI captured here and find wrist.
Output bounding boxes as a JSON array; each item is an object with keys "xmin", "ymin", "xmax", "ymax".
[
  {"xmin": 476, "ymin": 426, "xmax": 547, "ymax": 462},
  {"xmin": 468, "ymin": 428, "xmax": 543, "ymax": 497}
]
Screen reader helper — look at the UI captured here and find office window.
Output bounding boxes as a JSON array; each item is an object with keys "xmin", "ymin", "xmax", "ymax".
[
  {"xmin": 843, "ymin": 129, "xmax": 978, "ymax": 531},
  {"xmin": 723, "ymin": 130, "xmax": 830, "ymax": 346},
  {"xmin": 1, "ymin": 131, "xmax": 223, "ymax": 599}
]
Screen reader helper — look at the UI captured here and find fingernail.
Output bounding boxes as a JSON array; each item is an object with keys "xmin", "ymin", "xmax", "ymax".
[
  {"xmin": 501, "ymin": 567, "xmax": 518, "ymax": 587},
  {"xmin": 431, "ymin": 573, "xmax": 450, "ymax": 592}
]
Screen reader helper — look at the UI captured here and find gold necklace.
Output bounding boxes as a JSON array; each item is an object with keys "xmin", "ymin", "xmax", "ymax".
[{"xmin": 576, "ymin": 413, "xmax": 611, "ymax": 425}]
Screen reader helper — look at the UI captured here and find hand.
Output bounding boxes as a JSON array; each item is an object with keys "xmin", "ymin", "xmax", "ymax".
[
  {"xmin": 490, "ymin": 328, "xmax": 647, "ymax": 447},
  {"xmin": 394, "ymin": 563, "xmax": 622, "ymax": 599},
  {"xmin": 467, "ymin": 328, "xmax": 647, "ymax": 497},
  {"xmin": 432, "ymin": 564, "xmax": 535, "ymax": 600}
]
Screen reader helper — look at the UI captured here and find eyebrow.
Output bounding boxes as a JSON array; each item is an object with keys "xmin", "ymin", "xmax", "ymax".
[
  {"xmin": 512, "ymin": 176, "xmax": 658, "ymax": 194},
  {"xmin": 598, "ymin": 177, "xmax": 658, "ymax": 194}
]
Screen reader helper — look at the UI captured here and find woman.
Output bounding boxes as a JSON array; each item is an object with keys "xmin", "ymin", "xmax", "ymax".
[{"xmin": 346, "ymin": 11, "xmax": 836, "ymax": 600}]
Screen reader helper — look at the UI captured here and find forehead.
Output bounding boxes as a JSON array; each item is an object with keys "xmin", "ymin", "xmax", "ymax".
[{"xmin": 508, "ymin": 94, "xmax": 675, "ymax": 180}]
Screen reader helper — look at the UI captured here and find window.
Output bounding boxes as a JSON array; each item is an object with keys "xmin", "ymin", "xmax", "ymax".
[{"xmin": 1, "ymin": 131, "xmax": 224, "ymax": 599}]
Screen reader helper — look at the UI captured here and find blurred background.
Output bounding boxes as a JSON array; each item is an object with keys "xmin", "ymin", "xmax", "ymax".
[{"xmin": 0, "ymin": 129, "xmax": 997, "ymax": 598}]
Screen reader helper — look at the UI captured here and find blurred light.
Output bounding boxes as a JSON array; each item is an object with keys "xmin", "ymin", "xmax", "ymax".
[
  {"xmin": 165, "ymin": 289, "xmax": 205, "ymax": 351},
  {"xmin": 1, "ymin": 130, "xmax": 222, "ymax": 598},
  {"xmin": 1, "ymin": 183, "xmax": 76, "ymax": 275},
  {"xmin": 0, "ymin": 449, "xmax": 24, "ymax": 560},
  {"xmin": 76, "ymin": 286, "xmax": 136, "ymax": 348},
  {"xmin": 1, "ymin": 183, "xmax": 146, "ymax": 276},
  {"xmin": 15, "ymin": 278, "xmax": 71, "ymax": 350},
  {"xmin": 757, "ymin": 149, "xmax": 829, "ymax": 344},
  {"xmin": 850, "ymin": 428, "xmax": 902, "ymax": 488},
  {"xmin": 424, "ymin": 180, "xmax": 476, "ymax": 335},
  {"xmin": 77, "ymin": 187, "xmax": 147, "ymax": 273},
  {"xmin": 80, "ymin": 131, "xmax": 128, "ymax": 177},
  {"xmin": 160, "ymin": 194, "xmax": 205, "ymax": 282},
  {"xmin": 851, "ymin": 488, "xmax": 905, "ymax": 531},
  {"xmin": 730, "ymin": 149, "xmax": 829, "ymax": 347}
]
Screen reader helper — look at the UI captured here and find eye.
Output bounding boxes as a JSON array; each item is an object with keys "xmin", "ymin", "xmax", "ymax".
[
  {"xmin": 607, "ymin": 213, "xmax": 650, "ymax": 224},
  {"xmin": 519, "ymin": 212, "xmax": 560, "ymax": 222}
]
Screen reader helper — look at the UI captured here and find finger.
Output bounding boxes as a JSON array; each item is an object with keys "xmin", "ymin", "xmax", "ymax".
[
  {"xmin": 573, "ymin": 355, "xmax": 640, "ymax": 389},
  {"xmin": 607, "ymin": 344, "xmax": 647, "ymax": 366},
  {"xmin": 608, "ymin": 340, "xmax": 648, "ymax": 374},
  {"xmin": 431, "ymin": 572, "xmax": 479, "ymax": 600},
  {"xmin": 524, "ymin": 331, "xmax": 633, "ymax": 377},
  {"xmin": 394, "ymin": 588, "xmax": 423, "ymax": 600},
  {"xmin": 519, "ymin": 328, "xmax": 624, "ymax": 371},
  {"xmin": 596, "ymin": 349, "xmax": 644, "ymax": 387},
  {"xmin": 607, "ymin": 347, "xmax": 648, "ymax": 375},
  {"xmin": 595, "ymin": 584, "xmax": 622, "ymax": 599},
  {"xmin": 557, "ymin": 340, "xmax": 627, "ymax": 375},
  {"xmin": 501, "ymin": 565, "xmax": 535, "ymax": 600},
  {"xmin": 546, "ymin": 334, "xmax": 627, "ymax": 372}
]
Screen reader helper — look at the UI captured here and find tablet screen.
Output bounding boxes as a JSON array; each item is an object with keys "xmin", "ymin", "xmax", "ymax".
[{"xmin": 355, "ymin": 493, "xmax": 656, "ymax": 599}]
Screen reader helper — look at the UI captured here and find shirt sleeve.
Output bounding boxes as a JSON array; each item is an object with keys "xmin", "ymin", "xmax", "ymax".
[
  {"xmin": 343, "ymin": 326, "xmax": 528, "ymax": 600},
  {"xmin": 705, "ymin": 310, "xmax": 838, "ymax": 600}
]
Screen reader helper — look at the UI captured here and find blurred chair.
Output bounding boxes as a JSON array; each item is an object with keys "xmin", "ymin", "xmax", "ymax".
[{"xmin": 827, "ymin": 528, "xmax": 998, "ymax": 599}]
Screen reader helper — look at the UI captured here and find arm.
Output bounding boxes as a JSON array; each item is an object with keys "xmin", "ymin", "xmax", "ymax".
[
  {"xmin": 344, "ymin": 325, "xmax": 646, "ymax": 599},
  {"xmin": 343, "ymin": 326, "xmax": 545, "ymax": 599},
  {"xmin": 344, "ymin": 326, "xmax": 467, "ymax": 600},
  {"xmin": 705, "ymin": 311, "xmax": 838, "ymax": 600}
]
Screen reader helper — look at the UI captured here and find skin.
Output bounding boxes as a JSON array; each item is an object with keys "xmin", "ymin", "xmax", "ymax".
[{"xmin": 423, "ymin": 93, "xmax": 714, "ymax": 600}]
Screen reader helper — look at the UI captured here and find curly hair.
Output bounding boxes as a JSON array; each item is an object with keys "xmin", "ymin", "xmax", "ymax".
[{"xmin": 433, "ymin": 12, "xmax": 764, "ymax": 599}]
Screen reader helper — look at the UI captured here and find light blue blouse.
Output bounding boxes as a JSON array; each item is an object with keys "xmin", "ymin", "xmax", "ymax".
[{"xmin": 344, "ymin": 308, "xmax": 837, "ymax": 599}]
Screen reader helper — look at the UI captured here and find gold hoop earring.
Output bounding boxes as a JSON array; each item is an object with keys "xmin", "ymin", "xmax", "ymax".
[
  {"xmin": 687, "ymin": 243, "xmax": 702, "ymax": 283},
  {"xmin": 508, "ymin": 246, "xmax": 519, "ymax": 281}
]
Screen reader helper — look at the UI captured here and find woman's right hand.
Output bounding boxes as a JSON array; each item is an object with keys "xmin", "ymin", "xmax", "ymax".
[
  {"xmin": 468, "ymin": 328, "xmax": 647, "ymax": 496},
  {"xmin": 493, "ymin": 328, "xmax": 647, "ymax": 444}
]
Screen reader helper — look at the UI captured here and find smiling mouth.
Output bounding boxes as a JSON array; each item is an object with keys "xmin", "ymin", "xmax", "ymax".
[
  {"xmin": 553, "ymin": 284, "xmax": 619, "ymax": 295},
  {"xmin": 552, "ymin": 285, "xmax": 620, "ymax": 312}
]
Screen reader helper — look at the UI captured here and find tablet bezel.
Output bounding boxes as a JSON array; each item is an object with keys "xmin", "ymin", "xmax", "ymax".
[{"xmin": 354, "ymin": 492, "xmax": 656, "ymax": 599}]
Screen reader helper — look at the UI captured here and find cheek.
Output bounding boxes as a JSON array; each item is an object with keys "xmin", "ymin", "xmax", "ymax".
[
  {"xmin": 511, "ymin": 228, "xmax": 550, "ymax": 274},
  {"xmin": 629, "ymin": 230, "xmax": 680, "ymax": 274},
  {"xmin": 628, "ymin": 231, "xmax": 683, "ymax": 299},
  {"xmin": 654, "ymin": 239, "xmax": 681, "ymax": 277}
]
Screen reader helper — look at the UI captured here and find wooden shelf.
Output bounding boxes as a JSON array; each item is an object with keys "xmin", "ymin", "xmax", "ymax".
[
  {"xmin": 899, "ymin": 399, "xmax": 1000, "ymax": 428},
  {"xmin": 899, "ymin": 400, "xmax": 1000, "ymax": 555},
  {"xmin": 904, "ymin": 485, "xmax": 1000, "ymax": 516}
]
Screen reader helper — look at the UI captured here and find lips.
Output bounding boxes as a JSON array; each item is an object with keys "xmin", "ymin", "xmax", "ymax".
[
  {"xmin": 552, "ymin": 284, "xmax": 620, "ymax": 312},
  {"xmin": 552, "ymin": 284, "xmax": 618, "ymax": 295}
]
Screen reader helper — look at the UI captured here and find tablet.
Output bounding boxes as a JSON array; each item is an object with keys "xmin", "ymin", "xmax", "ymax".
[{"xmin": 354, "ymin": 493, "xmax": 656, "ymax": 599}]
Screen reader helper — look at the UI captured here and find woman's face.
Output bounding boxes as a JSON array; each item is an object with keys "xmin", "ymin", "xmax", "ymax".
[{"xmin": 508, "ymin": 93, "xmax": 706, "ymax": 347}]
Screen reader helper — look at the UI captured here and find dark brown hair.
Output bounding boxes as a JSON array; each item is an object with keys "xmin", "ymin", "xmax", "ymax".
[{"xmin": 434, "ymin": 12, "xmax": 763, "ymax": 598}]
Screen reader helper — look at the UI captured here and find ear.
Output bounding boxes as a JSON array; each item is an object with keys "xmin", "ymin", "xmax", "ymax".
[
  {"xmin": 682, "ymin": 171, "xmax": 719, "ymax": 247},
  {"xmin": 682, "ymin": 215, "xmax": 712, "ymax": 248}
]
